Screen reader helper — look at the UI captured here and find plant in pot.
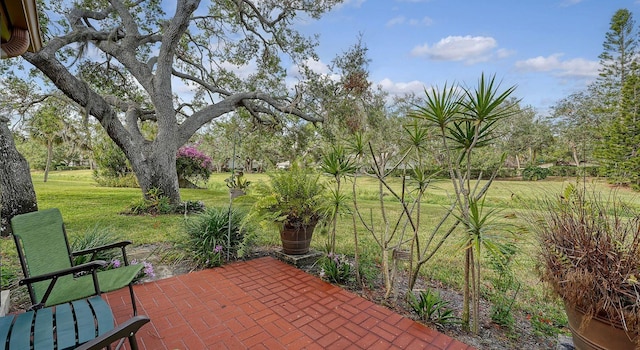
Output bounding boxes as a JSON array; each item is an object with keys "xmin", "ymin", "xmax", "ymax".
[
  {"xmin": 530, "ymin": 184, "xmax": 640, "ymax": 350},
  {"xmin": 249, "ymin": 162, "xmax": 327, "ymax": 255}
]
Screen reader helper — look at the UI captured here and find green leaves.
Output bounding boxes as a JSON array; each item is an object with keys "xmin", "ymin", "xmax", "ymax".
[
  {"xmin": 407, "ymin": 289, "xmax": 458, "ymax": 327},
  {"xmin": 460, "ymin": 74, "xmax": 518, "ymax": 125},
  {"xmin": 250, "ymin": 161, "xmax": 327, "ymax": 226},
  {"xmin": 320, "ymin": 145, "xmax": 357, "ymax": 180},
  {"xmin": 410, "ymin": 83, "xmax": 462, "ymax": 130},
  {"xmin": 409, "ymin": 73, "xmax": 517, "ymax": 153}
]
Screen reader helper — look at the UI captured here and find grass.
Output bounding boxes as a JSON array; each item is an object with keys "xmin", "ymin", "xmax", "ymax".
[{"xmin": 3, "ymin": 170, "xmax": 639, "ymax": 334}]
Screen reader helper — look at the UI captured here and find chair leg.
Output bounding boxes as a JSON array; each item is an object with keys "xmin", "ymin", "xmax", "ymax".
[
  {"xmin": 128, "ymin": 283, "xmax": 138, "ymax": 316},
  {"xmin": 129, "ymin": 335, "xmax": 140, "ymax": 350}
]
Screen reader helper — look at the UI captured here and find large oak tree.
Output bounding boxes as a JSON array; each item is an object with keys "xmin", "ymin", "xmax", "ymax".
[{"xmin": 22, "ymin": 0, "xmax": 339, "ymax": 203}]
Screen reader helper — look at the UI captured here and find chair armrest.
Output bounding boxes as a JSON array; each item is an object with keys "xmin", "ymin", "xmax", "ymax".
[
  {"xmin": 18, "ymin": 260, "xmax": 107, "ymax": 286},
  {"xmin": 72, "ymin": 241, "xmax": 133, "ymax": 257},
  {"xmin": 74, "ymin": 315, "xmax": 151, "ymax": 350}
]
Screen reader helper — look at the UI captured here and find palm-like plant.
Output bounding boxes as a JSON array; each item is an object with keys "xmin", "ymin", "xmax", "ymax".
[
  {"xmin": 321, "ymin": 145, "xmax": 357, "ymax": 253},
  {"xmin": 410, "ymin": 73, "xmax": 517, "ymax": 333}
]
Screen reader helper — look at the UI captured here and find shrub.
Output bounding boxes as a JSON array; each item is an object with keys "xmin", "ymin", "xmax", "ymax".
[
  {"xmin": 0, "ymin": 263, "xmax": 17, "ymax": 289},
  {"xmin": 486, "ymin": 243, "xmax": 520, "ymax": 329},
  {"xmin": 532, "ymin": 185, "xmax": 640, "ymax": 342},
  {"xmin": 318, "ymin": 253, "xmax": 353, "ymax": 284},
  {"xmin": 176, "ymin": 146, "xmax": 214, "ymax": 184},
  {"xmin": 93, "ymin": 135, "xmax": 134, "ymax": 186},
  {"xmin": 126, "ymin": 188, "xmax": 205, "ymax": 215},
  {"xmin": 181, "ymin": 207, "xmax": 254, "ymax": 268},
  {"xmin": 71, "ymin": 225, "xmax": 122, "ymax": 266},
  {"xmin": 250, "ymin": 162, "xmax": 327, "ymax": 227},
  {"xmin": 407, "ymin": 289, "xmax": 458, "ymax": 327},
  {"xmin": 547, "ymin": 165, "xmax": 599, "ymax": 178},
  {"xmin": 521, "ymin": 166, "xmax": 549, "ymax": 181}
]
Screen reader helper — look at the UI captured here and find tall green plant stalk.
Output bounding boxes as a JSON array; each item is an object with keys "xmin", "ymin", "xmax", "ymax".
[
  {"xmin": 351, "ymin": 142, "xmax": 411, "ymax": 299},
  {"xmin": 453, "ymin": 74, "xmax": 516, "ymax": 333},
  {"xmin": 409, "ymin": 74, "xmax": 517, "ymax": 333},
  {"xmin": 321, "ymin": 145, "xmax": 356, "ymax": 254},
  {"xmin": 347, "ymin": 132, "xmax": 367, "ymax": 286}
]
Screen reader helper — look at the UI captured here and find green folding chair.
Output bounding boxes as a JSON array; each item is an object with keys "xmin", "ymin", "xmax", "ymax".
[
  {"xmin": 11, "ymin": 208, "xmax": 142, "ymax": 315},
  {"xmin": 0, "ymin": 295, "xmax": 150, "ymax": 350}
]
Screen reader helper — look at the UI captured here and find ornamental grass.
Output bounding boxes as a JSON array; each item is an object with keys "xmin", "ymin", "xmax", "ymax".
[{"xmin": 530, "ymin": 185, "xmax": 640, "ymax": 342}]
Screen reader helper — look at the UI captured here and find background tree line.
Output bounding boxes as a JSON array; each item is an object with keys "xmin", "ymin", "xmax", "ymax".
[{"xmin": 2, "ymin": 3, "xmax": 639, "ymax": 234}]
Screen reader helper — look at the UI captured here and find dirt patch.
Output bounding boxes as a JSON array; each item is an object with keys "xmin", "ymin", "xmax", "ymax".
[{"xmin": 294, "ymin": 253, "xmax": 561, "ymax": 350}]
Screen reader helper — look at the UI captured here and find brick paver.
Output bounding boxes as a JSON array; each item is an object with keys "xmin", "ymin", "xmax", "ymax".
[{"xmin": 104, "ymin": 256, "xmax": 474, "ymax": 349}]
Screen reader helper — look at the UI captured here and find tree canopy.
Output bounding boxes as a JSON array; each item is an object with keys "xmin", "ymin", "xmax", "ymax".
[{"xmin": 17, "ymin": 0, "xmax": 340, "ymax": 203}]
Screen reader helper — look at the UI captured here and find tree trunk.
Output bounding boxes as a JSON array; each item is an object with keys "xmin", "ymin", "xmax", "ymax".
[
  {"xmin": 462, "ymin": 247, "xmax": 471, "ymax": 331},
  {"xmin": 127, "ymin": 141, "xmax": 181, "ymax": 204},
  {"xmin": 44, "ymin": 139, "xmax": 53, "ymax": 182},
  {"xmin": 0, "ymin": 117, "xmax": 38, "ymax": 236},
  {"xmin": 571, "ymin": 142, "xmax": 580, "ymax": 166}
]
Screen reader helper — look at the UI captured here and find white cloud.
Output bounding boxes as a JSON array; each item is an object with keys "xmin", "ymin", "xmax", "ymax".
[
  {"xmin": 514, "ymin": 53, "xmax": 599, "ymax": 78},
  {"xmin": 304, "ymin": 58, "xmax": 332, "ymax": 75},
  {"xmin": 411, "ymin": 35, "xmax": 498, "ymax": 63},
  {"xmin": 378, "ymin": 78, "xmax": 425, "ymax": 96},
  {"xmin": 496, "ymin": 48, "xmax": 516, "ymax": 59},
  {"xmin": 288, "ymin": 58, "xmax": 340, "ymax": 84}
]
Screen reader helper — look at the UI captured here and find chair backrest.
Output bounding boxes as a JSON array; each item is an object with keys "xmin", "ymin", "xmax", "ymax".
[{"xmin": 10, "ymin": 208, "xmax": 74, "ymax": 301}]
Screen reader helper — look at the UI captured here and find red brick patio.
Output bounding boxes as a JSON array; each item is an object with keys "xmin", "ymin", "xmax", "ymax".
[{"xmin": 104, "ymin": 256, "xmax": 474, "ymax": 349}]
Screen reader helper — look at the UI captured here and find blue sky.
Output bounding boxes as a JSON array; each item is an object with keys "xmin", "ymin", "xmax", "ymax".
[{"xmin": 295, "ymin": 0, "xmax": 640, "ymax": 114}]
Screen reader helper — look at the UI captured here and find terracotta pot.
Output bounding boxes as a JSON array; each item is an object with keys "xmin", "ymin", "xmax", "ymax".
[
  {"xmin": 279, "ymin": 221, "xmax": 317, "ymax": 255},
  {"xmin": 564, "ymin": 302, "xmax": 636, "ymax": 350}
]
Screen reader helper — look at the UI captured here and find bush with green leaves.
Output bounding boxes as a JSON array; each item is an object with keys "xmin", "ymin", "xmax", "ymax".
[
  {"xmin": 407, "ymin": 289, "xmax": 458, "ymax": 328},
  {"xmin": 70, "ymin": 226, "xmax": 155, "ymax": 282},
  {"xmin": 93, "ymin": 135, "xmax": 137, "ymax": 187},
  {"xmin": 486, "ymin": 243, "xmax": 520, "ymax": 330},
  {"xmin": 71, "ymin": 225, "xmax": 122, "ymax": 266},
  {"xmin": 522, "ymin": 166, "xmax": 550, "ymax": 181},
  {"xmin": 127, "ymin": 188, "xmax": 205, "ymax": 215},
  {"xmin": 318, "ymin": 253, "xmax": 353, "ymax": 284},
  {"xmin": 0, "ymin": 263, "xmax": 17, "ymax": 289},
  {"xmin": 182, "ymin": 207, "xmax": 255, "ymax": 268}
]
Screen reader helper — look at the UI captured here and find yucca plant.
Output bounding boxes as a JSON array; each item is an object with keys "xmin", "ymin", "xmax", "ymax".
[
  {"xmin": 409, "ymin": 73, "xmax": 518, "ymax": 333},
  {"xmin": 320, "ymin": 145, "xmax": 356, "ymax": 253},
  {"xmin": 408, "ymin": 289, "xmax": 458, "ymax": 328}
]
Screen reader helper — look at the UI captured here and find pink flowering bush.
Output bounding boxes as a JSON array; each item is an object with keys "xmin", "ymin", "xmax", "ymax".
[{"xmin": 176, "ymin": 145, "xmax": 214, "ymax": 183}]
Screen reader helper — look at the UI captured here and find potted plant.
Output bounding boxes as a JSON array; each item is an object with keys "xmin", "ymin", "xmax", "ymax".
[
  {"xmin": 250, "ymin": 162, "xmax": 326, "ymax": 255},
  {"xmin": 530, "ymin": 184, "xmax": 640, "ymax": 350}
]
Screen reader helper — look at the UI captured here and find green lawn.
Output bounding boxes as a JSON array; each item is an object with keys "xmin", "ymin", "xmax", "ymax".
[{"xmin": 3, "ymin": 170, "xmax": 638, "ymax": 333}]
